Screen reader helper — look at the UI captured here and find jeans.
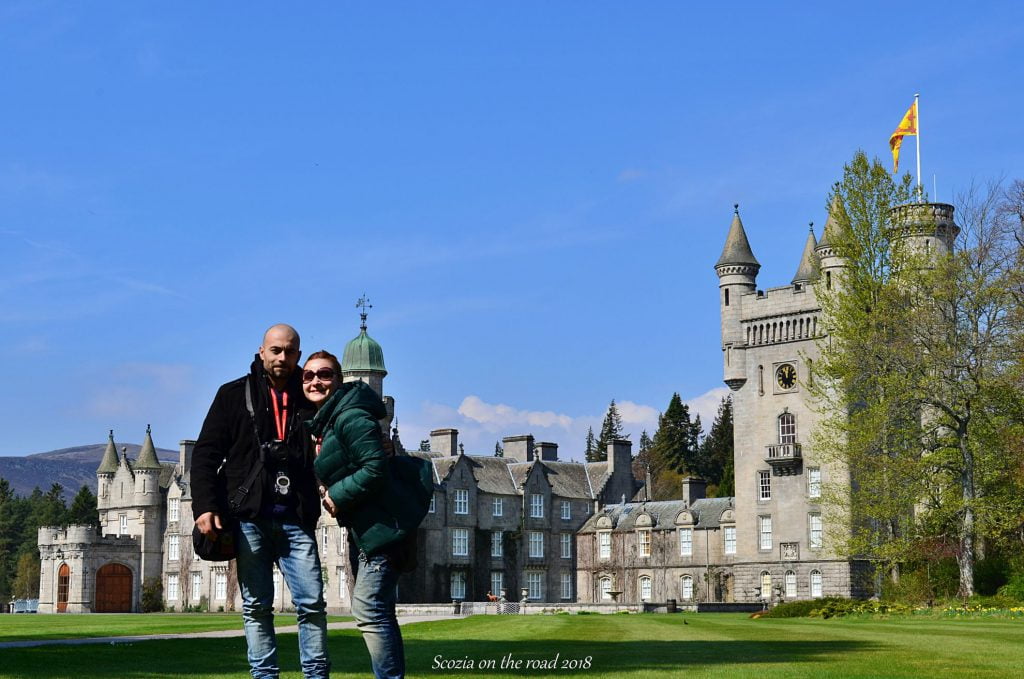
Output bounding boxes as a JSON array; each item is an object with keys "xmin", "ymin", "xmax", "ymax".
[
  {"xmin": 352, "ymin": 551, "xmax": 405, "ymax": 679},
  {"xmin": 236, "ymin": 519, "xmax": 330, "ymax": 678}
]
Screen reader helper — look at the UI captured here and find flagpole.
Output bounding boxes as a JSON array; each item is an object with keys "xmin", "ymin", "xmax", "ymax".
[{"xmin": 915, "ymin": 93, "xmax": 922, "ymax": 202}]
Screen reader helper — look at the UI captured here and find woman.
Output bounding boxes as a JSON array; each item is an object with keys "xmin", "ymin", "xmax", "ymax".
[{"xmin": 302, "ymin": 350, "xmax": 407, "ymax": 679}]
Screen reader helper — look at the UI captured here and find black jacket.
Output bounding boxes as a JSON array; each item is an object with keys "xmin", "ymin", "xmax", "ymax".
[{"xmin": 191, "ymin": 357, "xmax": 320, "ymax": 531}]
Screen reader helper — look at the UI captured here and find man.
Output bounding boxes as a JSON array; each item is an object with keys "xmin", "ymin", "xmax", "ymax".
[{"xmin": 192, "ymin": 324, "xmax": 329, "ymax": 679}]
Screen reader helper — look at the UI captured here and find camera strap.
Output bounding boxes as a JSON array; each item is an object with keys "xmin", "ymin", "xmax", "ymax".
[{"xmin": 228, "ymin": 376, "xmax": 269, "ymax": 511}]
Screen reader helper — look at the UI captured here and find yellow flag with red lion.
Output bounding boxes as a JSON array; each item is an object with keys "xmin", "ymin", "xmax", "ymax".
[{"xmin": 889, "ymin": 101, "xmax": 918, "ymax": 173}]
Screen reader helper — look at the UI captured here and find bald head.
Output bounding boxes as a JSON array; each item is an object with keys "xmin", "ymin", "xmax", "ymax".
[{"xmin": 259, "ymin": 324, "xmax": 302, "ymax": 388}]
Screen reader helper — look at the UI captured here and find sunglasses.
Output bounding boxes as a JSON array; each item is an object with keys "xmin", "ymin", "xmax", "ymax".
[{"xmin": 302, "ymin": 368, "xmax": 336, "ymax": 383}]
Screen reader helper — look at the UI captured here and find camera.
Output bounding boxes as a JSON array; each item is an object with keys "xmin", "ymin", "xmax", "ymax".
[{"xmin": 261, "ymin": 441, "xmax": 294, "ymax": 498}]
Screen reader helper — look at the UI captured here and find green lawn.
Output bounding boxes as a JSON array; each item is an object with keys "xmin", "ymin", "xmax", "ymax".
[
  {"xmin": 1, "ymin": 613, "xmax": 1022, "ymax": 678},
  {"xmin": 0, "ymin": 613, "xmax": 353, "ymax": 642}
]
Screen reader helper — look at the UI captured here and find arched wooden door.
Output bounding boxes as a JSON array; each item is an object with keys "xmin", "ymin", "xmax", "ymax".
[
  {"xmin": 56, "ymin": 564, "xmax": 70, "ymax": 613},
  {"xmin": 95, "ymin": 563, "xmax": 132, "ymax": 612}
]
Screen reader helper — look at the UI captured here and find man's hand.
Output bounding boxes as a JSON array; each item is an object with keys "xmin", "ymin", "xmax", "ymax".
[{"xmin": 196, "ymin": 511, "xmax": 223, "ymax": 538}]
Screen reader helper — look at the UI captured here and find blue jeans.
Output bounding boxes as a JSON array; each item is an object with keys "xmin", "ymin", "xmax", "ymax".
[
  {"xmin": 352, "ymin": 552, "xmax": 405, "ymax": 679},
  {"xmin": 236, "ymin": 519, "xmax": 330, "ymax": 679}
]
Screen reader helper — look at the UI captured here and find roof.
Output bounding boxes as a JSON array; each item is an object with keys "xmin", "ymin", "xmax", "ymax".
[
  {"xmin": 791, "ymin": 227, "xmax": 820, "ymax": 284},
  {"xmin": 817, "ymin": 194, "xmax": 846, "ymax": 250},
  {"xmin": 539, "ymin": 462, "xmax": 597, "ymax": 499},
  {"xmin": 585, "ymin": 462, "xmax": 610, "ymax": 497},
  {"xmin": 715, "ymin": 208, "xmax": 760, "ymax": 269},
  {"xmin": 578, "ymin": 496, "xmax": 735, "ymax": 533},
  {"xmin": 97, "ymin": 432, "xmax": 120, "ymax": 474},
  {"xmin": 466, "ymin": 456, "xmax": 519, "ymax": 495},
  {"xmin": 133, "ymin": 425, "xmax": 163, "ymax": 470},
  {"xmin": 341, "ymin": 329, "xmax": 387, "ymax": 375}
]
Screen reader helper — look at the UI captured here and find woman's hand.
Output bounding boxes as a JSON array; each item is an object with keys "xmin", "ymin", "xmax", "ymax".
[{"xmin": 319, "ymin": 483, "xmax": 337, "ymax": 517}]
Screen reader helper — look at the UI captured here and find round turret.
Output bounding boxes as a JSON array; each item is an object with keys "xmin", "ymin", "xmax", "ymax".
[{"xmin": 342, "ymin": 297, "xmax": 388, "ymax": 396}]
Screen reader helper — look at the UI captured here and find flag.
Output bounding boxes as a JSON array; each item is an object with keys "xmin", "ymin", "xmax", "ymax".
[{"xmin": 889, "ymin": 100, "xmax": 918, "ymax": 173}]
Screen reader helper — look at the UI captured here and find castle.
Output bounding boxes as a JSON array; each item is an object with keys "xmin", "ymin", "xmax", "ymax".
[{"xmin": 38, "ymin": 199, "xmax": 958, "ymax": 611}]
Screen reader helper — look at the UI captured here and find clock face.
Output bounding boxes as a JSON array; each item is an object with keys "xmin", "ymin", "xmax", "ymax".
[{"xmin": 776, "ymin": 363, "xmax": 797, "ymax": 390}]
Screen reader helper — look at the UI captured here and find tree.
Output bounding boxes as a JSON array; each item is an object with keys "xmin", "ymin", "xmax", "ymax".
[
  {"xmin": 419, "ymin": 440, "xmax": 431, "ymax": 452},
  {"xmin": 66, "ymin": 485, "xmax": 100, "ymax": 530},
  {"xmin": 12, "ymin": 551, "xmax": 39, "ymax": 600},
  {"xmin": 584, "ymin": 427, "xmax": 598, "ymax": 462},
  {"xmin": 494, "ymin": 441, "xmax": 503, "ymax": 458},
  {"xmin": 699, "ymin": 396, "xmax": 734, "ymax": 493},
  {"xmin": 651, "ymin": 393, "xmax": 701, "ymax": 474},
  {"xmin": 593, "ymin": 400, "xmax": 627, "ymax": 461},
  {"xmin": 812, "ymin": 151, "xmax": 1024, "ymax": 597},
  {"xmin": 638, "ymin": 430, "xmax": 653, "ymax": 458}
]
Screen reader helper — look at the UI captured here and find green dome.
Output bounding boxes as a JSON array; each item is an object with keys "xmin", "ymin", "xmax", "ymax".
[{"xmin": 342, "ymin": 329, "xmax": 387, "ymax": 375}]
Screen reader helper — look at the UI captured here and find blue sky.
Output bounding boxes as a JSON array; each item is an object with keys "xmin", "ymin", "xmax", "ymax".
[{"xmin": 2, "ymin": 2, "xmax": 1022, "ymax": 459}]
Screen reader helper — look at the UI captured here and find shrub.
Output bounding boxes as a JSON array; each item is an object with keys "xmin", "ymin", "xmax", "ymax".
[
  {"xmin": 974, "ymin": 555, "xmax": 1011, "ymax": 596},
  {"xmin": 761, "ymin": 598, "xmax": 845, "ymax": 618},
  {"xmin": 997, "ymin": 573, "xmax": 1024, "ymax": 602},
  {"xmin": 141, "ymin": 577, "xmax": 164, "ymax": 613}
]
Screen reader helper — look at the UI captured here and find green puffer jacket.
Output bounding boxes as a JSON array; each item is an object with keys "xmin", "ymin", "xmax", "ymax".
[{"xmin": 309, "ymin": 381, "xmax": 431, "ymax": 556}]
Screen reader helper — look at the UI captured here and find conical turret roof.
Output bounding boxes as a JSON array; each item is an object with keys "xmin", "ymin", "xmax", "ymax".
[
  {"xmin": 817, "ymin": 194, "xmax": 846, "ymax": 250},
  {"xmin": 97, "ymin": 430, "xmax": 120, "ymax": 474},
  {"xmin": 715, "ymin": 206, "xmax": 760, "ymax": 268},
  {"xmin": 133, "ymin": 424, "xmax": 162, "ymax": 470},
  {"xmin": 792, "ymin": 225, "xmax": 820, "ymax": 284}
]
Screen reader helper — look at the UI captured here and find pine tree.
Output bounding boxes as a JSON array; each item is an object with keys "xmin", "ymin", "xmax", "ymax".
[
  {"xmin": 66, "ymin": 485, "xmax": 100, "ymax": 530},
  {"xmin": 651, "ymin": 393, "xmax": 700, "ymax": 474},
  {"xmin": 584, "ymin": 427, "xmax": 598, "ymax": 462},
  {"xmin": 698, "ymin": 396, "xmax": 733, "ymax": 489},
  {"xmin": 594, "ymin": 400, "xmax": 627, "ymax": 461},
  {"xmin": 494, "ymin": 441, "xmax": 503, "ymax": 457}
]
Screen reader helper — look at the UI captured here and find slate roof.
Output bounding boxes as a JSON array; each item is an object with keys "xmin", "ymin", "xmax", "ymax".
[
  {"xmin": 578, "ymin": 496, "xmax": 735, "ymax": 533},
  {"xmin": 715, "ymin": 208, "xmax": 760, "ymax": 269},
  {"xmin": 539, "ymin": 462, "xmax": 596, "ymax": 499},
  {"xmin": 585, "ymin": 462, "xmax": 610, "ymax": 497},
  {"xmin": 465, "ymin": 456, "xmax": 519, "ymax": 495},
  {"xmin": 792, "ymin": 227, "xmax": 820, "ymax": 284}
]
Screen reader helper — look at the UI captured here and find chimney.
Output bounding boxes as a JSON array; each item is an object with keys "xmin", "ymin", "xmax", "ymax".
[
  {"xmin": 179, "ymin": 440, "xmax": 195, "ymax": 473},
  {"xmin": 534, "ymin": 442, "xmax": 558, "ymax": 461},
  {"xmin": 430, "ymin": 428, "xmax": 459, "ymax": 456},
  {"xmin": 502, "ymin": 435, "xmax": 535, "ymax": 462},
  {"xmin": 607, "ymin": 439, "xmax": 632, "ymax": 474},
  {"xmin": 681, "ymin": 477, "xmax": 707, "ymax": 506}
]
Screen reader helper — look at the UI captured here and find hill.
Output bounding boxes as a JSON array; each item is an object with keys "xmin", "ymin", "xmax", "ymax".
[{"xmin": 0, "ymin": 443, "xmax": 179, "ymax": 499}]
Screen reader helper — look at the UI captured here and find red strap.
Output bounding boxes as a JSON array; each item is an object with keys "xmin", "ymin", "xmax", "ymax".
[{"xmin": 269, "ymin": 388, "xmax": 288, "ymax": 441}]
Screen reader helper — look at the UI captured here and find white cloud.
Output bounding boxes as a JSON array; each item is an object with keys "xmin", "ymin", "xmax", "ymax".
[
  {"xmin": 457, "ymin": 395, "xmax": 574, "ymax": 431},
  {"xmin": 684, "ymin": 387, "xmax": 732, "ymax": 428}
]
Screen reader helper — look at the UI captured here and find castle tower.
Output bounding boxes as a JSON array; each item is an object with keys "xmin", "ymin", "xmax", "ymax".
[
  {"xmin": 96, "ymin": 430, "xmax": 119, "ymax": 512},
  {"xmin": 715, "ymin": 205, "xmax": 760, "ymax": 390},
  {"xmin": 341, "ymin": 296, "xmax": 394, "ymax": 428},
  {"xmin": 815, "ymin": 194, "xmax": 847, "ymax": 292},
  {"xmin": 131, "ymin": 425, "xmax": 165, "ymax": 586},
  {"xmin": 889, "ymin": 202, "xmax": 959, "ymax": 259}
]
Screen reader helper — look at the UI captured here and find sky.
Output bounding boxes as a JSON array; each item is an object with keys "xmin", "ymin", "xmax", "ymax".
[{"xmin": 2, "ymin": 2, "xmax": 1022, "ymax": 460}]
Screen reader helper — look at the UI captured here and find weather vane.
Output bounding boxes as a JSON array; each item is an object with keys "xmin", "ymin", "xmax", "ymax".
[{"xmin": 356, "ymin": 294, "xmax": 372, "ymax": 331}]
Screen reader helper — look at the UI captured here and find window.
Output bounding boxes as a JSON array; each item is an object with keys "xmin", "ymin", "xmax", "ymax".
[
  {"xmin": 560, "ymin": 533, "xmax": 572, "ymax": 559},
  {"xmin": 810, "ymin": 570, "xmax": 823, "ymax": 597},
  {"xmin": 169, "ymin": 498, "xmax": 180, "ymax": 523},
  {"xmin": 168, "ymin": 534, "xmax": 180, "ymax": 561},
  {"xmin": 429, "ymin": 495, "xmax": 436, "ymax": 513},
  {"xmin": 451, "ymin": 572, "xmax": 466, "ymax": 600},
  {"xmin": 760, "ymin": 571, "xmax": 772, "ymax": 598},
  {"xmin": 454, "ymin": 489, "xmax": 468, "ymax": 515},
  {"xmin": 167, "ymin": 574, "xmax": 179, "ymax": 601},
  {"xmin": 561, "ymin": 500, "xmax": 571, "ymax": 520},
  {"xmin": 808, "ymin": 467, "xmax": 821, "ymax": 499},
  {"xmin": 322, "ymin": 525, "xmax": 329, "ymax": 551},
  {"xmin": 809, "ymin": 514, "xmax": 823, "ymax": 549},
  {"xmin": 758, "ymin": 471, "xmax": 771, "ymax": 501},
  {"xmin": 528, "ymin": 531, "xmax": 544, "ymax": 558},
  {"xmin": 598, "ymin": 532, "xmax": 611, "ymax": 560},
  {"xmin": 119, "ymin": 514, "xmax": 128, "ymax": 535},
  {"xmin": 452, "ymin": 528, "xmax": 469, "ymax": 556},
  {"xmin": 338, "ymin": 567, "xmax": 347, "ymax": 600},
  {"xmin": 759, "ymin": 516, "xmax": 772, "ymax": 550},
  {"xmin": 492, "ymin": 497, "xmax": 503, "ymax": 517},
  {"xmin": 215, "ymin": 572, "xmax": 227, "ymax": 600},
  {"xmin": 639, "ymin": 576, "xmax": 652, "ymax": 601},
  {"xmin": 779, "ymin": 413, "xmax": 796, "ymax": 443},
  {"xmin": 678, "ymin": 528, "xmax": 693, "ymax": 557},
  {"xmin": 785, "ymin": 571, "xmax": 797, "ymax": 598},
  {"xmin": 724, "ymin": 526, "xmax": 736, "ymax": 555},
  {"xmin": 638, "ymin": 530, "xmax": 652, "ymax": 558},
  {"xmin": 491, "ymin": 531, "xmax": 503, "ymax": 558},
  {"xmin": 530, "ymin": 494, "xmax": 544, "ymax": 518},
  {"xmin": 561, "ymin": 572, "xmax": 572, "ymax": 599},
  {"xmin": 681, "ymin": 575, "xmax": 693, "ymax": 600},
  {"xmin": 600, "ymin": 577, "xmax": 612, "ymax": 600},
  {"xmin": 191, "ymin": 572, "xmax": 202, "ymax": 600},
  {"xmin": 491, "ymin": 571, "xmax": 504, "ymax": 598},
  {"xmin": 273, "ymin": 568, "xmax": 281, "ymax": 600},
  {"xmin": 527, "ymin": 572, "xmax": 542, "ymax": 600}
]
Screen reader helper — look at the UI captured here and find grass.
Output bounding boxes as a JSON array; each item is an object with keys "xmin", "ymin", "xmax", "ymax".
[
  {"xmin": 0, "ymin": 613, "xmax": 1022, "ymax": 678},
  {"xmin": 0, "ymin": 613, "xmax": 353, "ymax": 642}
]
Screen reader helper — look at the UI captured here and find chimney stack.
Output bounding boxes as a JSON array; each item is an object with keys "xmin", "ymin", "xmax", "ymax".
[
  {"xmin": 502, "ymin": 435, "xmax": 535, "ymax": 462},
  {"xmin": 430, "ymin": 428, "xmax": 459, "ymax": 456}
]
